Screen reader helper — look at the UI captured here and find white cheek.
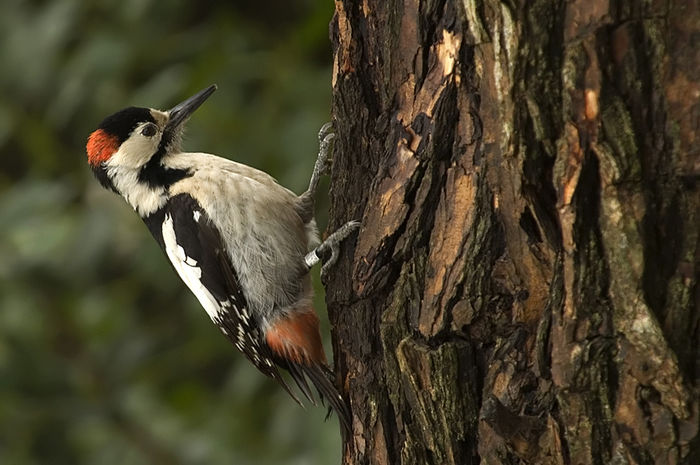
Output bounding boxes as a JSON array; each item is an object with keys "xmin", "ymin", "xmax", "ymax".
[{"xmin": 108, "ymin": 135, "xmax": 161, "ymax": 169}]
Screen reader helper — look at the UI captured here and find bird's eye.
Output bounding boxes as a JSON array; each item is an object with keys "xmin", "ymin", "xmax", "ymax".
[{"xmin": 141, "ymin": 124, "xmax": 157, "ymax": 137}]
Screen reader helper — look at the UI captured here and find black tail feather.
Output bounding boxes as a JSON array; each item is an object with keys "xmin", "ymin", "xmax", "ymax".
[
  {"xmin": 272, "ymin": 370, "xmax": 306, "ymax": 408},
  {"xmin": 286, "ymin": 360, "xmax": 317, "ymax": 406},
  {"xmin": 273, "ymin": 357, "xmax": 351, "ymax": 439},
  {"xmin": 299, "ymin": 362, "xmax": 351, "ymax": 439}
]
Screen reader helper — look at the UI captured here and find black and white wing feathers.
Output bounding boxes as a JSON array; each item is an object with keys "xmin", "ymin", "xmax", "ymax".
[{"xmin": 143, "ymin": 193, "xmax": 300, "ymax": 399}]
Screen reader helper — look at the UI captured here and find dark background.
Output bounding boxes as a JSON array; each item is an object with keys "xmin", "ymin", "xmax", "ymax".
[{"xmin": 0, "ymin": 0, "xmax": 340, "ymax": 463}]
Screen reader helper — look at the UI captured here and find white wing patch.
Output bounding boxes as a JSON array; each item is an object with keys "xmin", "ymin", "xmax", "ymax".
[{"xmin": 162, "ymin": 213, "xmax": 219, "ymax": 321}]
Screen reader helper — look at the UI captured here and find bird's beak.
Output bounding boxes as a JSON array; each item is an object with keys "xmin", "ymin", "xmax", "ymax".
[{"xmin": 166, "ymin": 84, "xmax": 217, "ymax": 131}]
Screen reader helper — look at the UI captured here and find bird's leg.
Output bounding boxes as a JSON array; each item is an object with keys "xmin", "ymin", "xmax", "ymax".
[
  {"xmin": 297, "ymin": 122, "xmax": 335, "ymax": 223},
  {"xmin": 299, "ymin": 124, "xmax": 358, "ymax": 279},
  {"xmin": 304, "ymin": 220, "xmax": 360, "ymax": 280}
]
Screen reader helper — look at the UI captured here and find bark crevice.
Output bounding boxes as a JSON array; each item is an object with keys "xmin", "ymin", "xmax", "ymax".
[{"xmin": 327, "ymin": 1, "xmax": 699, "ymax": 464}]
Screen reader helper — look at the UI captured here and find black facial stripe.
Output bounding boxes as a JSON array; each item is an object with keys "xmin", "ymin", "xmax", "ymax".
[
  {"xmin": 158, "ymin": 127, "xmax": 174, "ymax": 154},
  {"xmin": 137, "ymin": 158, "xmax": 191, "ymax": 188},
  {"xmin": 97, "ymin": 107, "xmax": 155, "ymax": 144},
  {"xmin": 150, "ymin": 121, "xmax": 179, "ymax": 168},
  {"xmin": 135, "ymin": 120, "xmax": 180, "ymax": 188}
]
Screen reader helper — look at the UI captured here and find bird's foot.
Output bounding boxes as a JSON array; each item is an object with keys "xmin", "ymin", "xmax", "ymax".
[{"xmin": 304, "ymin": 220, "xmax": 361, "ymax": 281}]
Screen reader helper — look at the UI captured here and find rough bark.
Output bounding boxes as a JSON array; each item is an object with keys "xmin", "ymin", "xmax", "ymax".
[{"xmin": 325, "ymin": 1, "xmax": 699, "ymax": 464}]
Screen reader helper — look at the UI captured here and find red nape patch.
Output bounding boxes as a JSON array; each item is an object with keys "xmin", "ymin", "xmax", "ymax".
[
  {"xmin": 266, "ymin": 308, "xmax": 327, "ymax": 365},
  {"xmin": 86, "ymin": 129, "xmax": 118, "ymax": 166}
]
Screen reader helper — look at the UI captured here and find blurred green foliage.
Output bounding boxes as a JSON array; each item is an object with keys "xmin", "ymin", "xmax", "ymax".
[{"xmin": 0, "ymin": 0, "xmax": 341, "ymax": 463}]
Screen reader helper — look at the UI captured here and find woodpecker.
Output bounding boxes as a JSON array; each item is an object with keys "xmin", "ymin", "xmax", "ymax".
[{"xmin": 86, "ymin": 85, "xmax": 357, "ymax": 434}]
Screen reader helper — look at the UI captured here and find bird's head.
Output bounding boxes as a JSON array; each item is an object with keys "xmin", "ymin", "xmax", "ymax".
[{"xmin": 86, "ymin": 85, "xmax": 216, "ymax": 191}]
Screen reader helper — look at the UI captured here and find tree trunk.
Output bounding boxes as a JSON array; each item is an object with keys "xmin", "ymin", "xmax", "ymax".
[{"xmin": 325, "ymin": 1, "xmax": 699, "ymax": 464}]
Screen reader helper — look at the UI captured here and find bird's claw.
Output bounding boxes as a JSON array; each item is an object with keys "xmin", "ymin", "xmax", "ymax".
[{"xmin": 319, "ymin": 220, "xmax": 361, "ymax": 282}]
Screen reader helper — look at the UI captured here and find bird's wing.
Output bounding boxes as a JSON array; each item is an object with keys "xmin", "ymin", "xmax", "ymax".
[{"xmin": 144, "ymin": 193, "xmax": 303, "ymax": 402}]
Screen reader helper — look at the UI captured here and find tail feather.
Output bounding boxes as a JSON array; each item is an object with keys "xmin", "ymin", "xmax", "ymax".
[
  {"xmin": 265, "ymin": 308, "xmax": 351, "ymax": 437},
  {"xmin": 272, "ymin": 370, "xmax": 307, "ymax": 408},
  {"xmin": 286, "ymin": 359, "xmax": 317, "ymax": 406},
  {"xmin": 281, "ymin": 359, "xmax": 351, "ymax": 439},
  {"xmin": 301, "ymin": 362, "xmax": 351, "ymax": 438},
  {"xmin": 272, "ymin": 358, "xmax": 351, "ymax": 439}
]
